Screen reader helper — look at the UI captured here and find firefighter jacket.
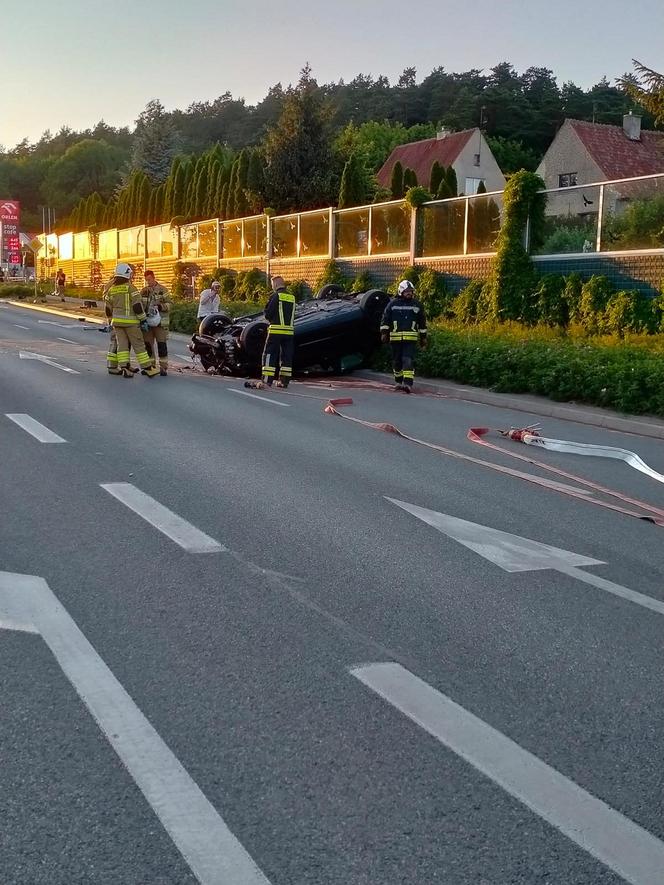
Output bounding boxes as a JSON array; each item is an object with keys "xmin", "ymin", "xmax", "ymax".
[
  {"xmin": 104, "ymin": 282, "xmax": 146, "ymax": 326},
  {"xmin": 140, "ymin": 281, "xmax": 171, "ymax": 330},
  {"xmin": 264, "ymin": 288, "xmax": 295, "ymax": 336},
  {"xmin": 380, "ymin": 295, "xmax": 427, "ymax": 342}
]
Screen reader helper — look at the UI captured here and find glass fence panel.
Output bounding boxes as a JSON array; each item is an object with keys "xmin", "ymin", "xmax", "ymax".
[
  {"xmin": 466, "ymin": 194, "xmax": 503, "ymax": 254},
  {"xmin": 335, "ymin": 208, "xmax": 369, "ymax": 257},
  {"xmin": 98, "ymin": 230, "xmax": 117, "ymax": 260},
  {"xmin": 600, "ymin": 176, "xmax": 664, "ymax": 251},
  {"xmin": 370, "ymin": 202, "xmax": 410, "ymax": 255},
  {"xmin": 243, "ymin": 216, "xmax": 267, "ymax": 258},
  {"xmin": 74, "ymin": 232, "xmax": 91, "ymax": 260},
  {"xmin": 180, "ymin": 224, "xmax": 198, "ymax": 260},
  {"xmin": 299, "ymin": 211, "xmax": 330, "ymax": 257},
  {"xmin": 118, "ymin": 225, "xmax": 144, "ymax": 259},
  {"xmin": 420, "ymin": 200, "xmax": 465, "ymax": 256},
  {"xmin": 272, "ymin": 215, "xmax": 298, "ymax": 258},
  {"xmin": 222, "ymin": 220, "xmax": 243, "ymax": 258},
  {"xmin": 58, "ymin": 232, "xmax": 73, "ymax": 261},
  {"xmin": 537, "ymin": 185, "xmax": 600, "ymax": 254},
  {"xmin": 198, "ymin": 221, "xmax": 218, "ymax": 258}
]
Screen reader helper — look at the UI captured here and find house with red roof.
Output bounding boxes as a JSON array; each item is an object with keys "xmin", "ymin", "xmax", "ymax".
[
  {"xmin": 536, "ymin": 116, "xmax": 664, "ymax": 218},
  {"xmin": 376, "ymin": 127, "xmax": 506, "ymax": 197}
]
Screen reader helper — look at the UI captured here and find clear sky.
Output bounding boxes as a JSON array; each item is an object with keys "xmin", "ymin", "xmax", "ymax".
[{"xmin": 4, "ymin": 0, "xmax": 662, "ymax": 149}]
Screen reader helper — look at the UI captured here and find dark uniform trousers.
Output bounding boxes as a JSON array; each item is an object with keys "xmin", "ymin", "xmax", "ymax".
[
  {"xmin": 391, "ymin": 340, "xmax": 416, "ymax": 387},
  {"xmin": 262, "ymin": 334, "xmax": 294, "ymax": 383}
]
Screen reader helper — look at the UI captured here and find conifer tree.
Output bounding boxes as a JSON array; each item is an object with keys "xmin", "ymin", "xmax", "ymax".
[
  {"xmin": 390, "ymin": 161, "xmax": 404, "ymax": 199},
  {"xmin": 429, "ymin": 161, "xmax": 444, "ymax": 195}
]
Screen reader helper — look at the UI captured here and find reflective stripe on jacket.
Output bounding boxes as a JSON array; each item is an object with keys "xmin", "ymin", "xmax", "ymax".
[
  {"xmin": 105, "ymin": 283, "xmax": 146, "ymax": 326},
  {"xmin": 380, "ymin": 296, "xmax": 427, "ymax": 342},
  {"xmin": 265, "ymin": 289, "xmax": 295, "ymax": 336}
]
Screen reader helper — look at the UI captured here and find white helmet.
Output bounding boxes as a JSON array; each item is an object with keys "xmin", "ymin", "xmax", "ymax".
[
  {"xmin": 114, "ymin": 262, "xmax": 133, "ymax": 279},
  {"xmin": 398, "ymin": 279, "xmax": 414, "ymax": 295}
]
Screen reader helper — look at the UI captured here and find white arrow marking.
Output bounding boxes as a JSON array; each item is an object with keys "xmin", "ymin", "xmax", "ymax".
[
  {"xmin": 0, "ymin": 571, "xmax": 271, "ymax": 885},
  {"xmin": 5, "ymin": 413, "xmax": 66, "ymax": 443},
  {"xmin": 19, "ymin": 351, "xmax": 79, "ymax": 374},
  {"xmin": 387, "ymin": 498, "xmax": 664, "ymax": 617},
  {"xmin": 351, "ymin": 662, "xmax": 664, "ymax": 885}
]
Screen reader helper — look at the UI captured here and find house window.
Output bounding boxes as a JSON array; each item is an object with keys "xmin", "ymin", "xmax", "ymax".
[
  {"xmin": 473, "ymin": 153, "xmax": 480, "ymax": 166},
  {"xmin": 558, "ymin": 172, "xmax": 578, "ymax": 188},
  {"xmin": 464, "ymin": 177, "xmax": 485, "ymax": 195}
]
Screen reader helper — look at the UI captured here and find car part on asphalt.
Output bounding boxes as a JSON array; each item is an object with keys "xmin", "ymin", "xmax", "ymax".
[{"xmin": 188, "ymin": 287, "xmax": 390, "ymax": 377}]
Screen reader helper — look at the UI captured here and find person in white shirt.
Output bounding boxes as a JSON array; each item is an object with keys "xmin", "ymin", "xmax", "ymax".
[{"xmin": 197, "ymin": 280, "xmax": 221, "ymax": 324}]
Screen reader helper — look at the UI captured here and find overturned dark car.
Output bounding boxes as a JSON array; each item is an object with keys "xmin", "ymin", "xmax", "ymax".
[{"xmin": 188, "ymin": 286, "xmax": 390, "ymax": 376}]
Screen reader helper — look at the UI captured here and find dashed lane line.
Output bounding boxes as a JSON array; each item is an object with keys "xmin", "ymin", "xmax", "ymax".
[
  {"xmin": 351, "ymin": 662, "xmax": 664, "ymax": 885},
  {"xmin": 5, "ymin": 413, "xmax": 66, "ymax": 443},
  {"xmin": 100, "ymin": 483, "xmax": 225, "ymax": 553},
  {"xmin": 228, "ymin": 389, "xmax": 290, "ymax": 407}
]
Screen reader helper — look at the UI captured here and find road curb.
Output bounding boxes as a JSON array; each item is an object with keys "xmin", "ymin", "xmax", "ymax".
[
  {"xmin": 5, "ymin": 300, "xmax": 105, "ymax": 324},
  {"xmin": 356, "ymin": 370, "xmax": 664, "ymax": 441}
]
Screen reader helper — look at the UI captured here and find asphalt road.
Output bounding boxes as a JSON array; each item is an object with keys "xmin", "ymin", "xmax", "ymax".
[{"xmin": 1, "ymin": 300, "xmax": 664, "ymax": 885}]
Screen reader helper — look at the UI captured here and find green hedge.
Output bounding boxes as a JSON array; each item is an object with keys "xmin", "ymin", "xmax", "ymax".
[
  {"xmin": 375, "ymin": 323, "xmax": 664, "ymax": 416},
  {"xmin": 169, "ymin": 300, "xmax": 263, "ymax": 334}
]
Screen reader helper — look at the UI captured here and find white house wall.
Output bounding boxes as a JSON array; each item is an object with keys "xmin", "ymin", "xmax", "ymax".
[
  {"xmin": 536, "ymin": 122, "xmax": 604, "ymax": 217},
  {"xmin": 452, "ymin": 130, "xmax": 506, "ymax": 195}
]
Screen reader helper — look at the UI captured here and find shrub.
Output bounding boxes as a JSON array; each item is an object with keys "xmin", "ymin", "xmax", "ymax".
[
  {"xmin": 286, "ymin": 279, "xmax": 311, "ymax": 302},
  {"xmin": 404, "ymin": 185, "xmax": 431, "ymax": 209},
  {"xmin": 315, "ymin": 259, "xmax": 348, "ymax": 291},
  {"xmin": 603, "ymin": 289, "xmax": 654, "ymax": 337},
  {"xmin": 578, "ymin": 275, "xmax": 614, "ymax": 334},
  {"xmin": 350, "ymin": 270, "xmax": 374, "ymax": 293},
  {"xmin": 415, "ymin": 324, "xmax": 664, "ymax": 416},
  {"xmin": 451, "ymin": 279, "xmax": 485, "ymax": 324},
  {"xmin": 530, "ymin": 274, "xmax": 567, "ymax": 326},
  {"xmin": 415, "ymin": 267, "xmax": 451, "ymax": 319},
  {"xmin": 235, "ymin": 268, "xmax": 269, "ymax": 301},
  {"xmin": 483, "ymin": 170, "xmax": 546, "ymax": 322},
  {"xmin": 0, "ymin": 284, "xmax": 35, "ymax": 300}
]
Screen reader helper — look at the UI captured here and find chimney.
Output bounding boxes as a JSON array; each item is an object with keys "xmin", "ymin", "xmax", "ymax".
[
  {"xmin": 623, "ymin": 112, "xmax": 642, "ymax": 141},
  {"xmin": 437, "ymin": 127, "xmax": 451, "ymax": 140}
]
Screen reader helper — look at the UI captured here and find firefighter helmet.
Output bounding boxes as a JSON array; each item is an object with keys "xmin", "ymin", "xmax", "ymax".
[
  {"xmin": 114, "ymin": 262, "xmax": 133, "ymax": 279},
  {"xmin": 398, "ymin": 279, "xmax": 415, "ymax": 295}
]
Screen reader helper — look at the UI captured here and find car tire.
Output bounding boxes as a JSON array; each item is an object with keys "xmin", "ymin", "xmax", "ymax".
[
  {"xmin": 239, "ymin": 318, "xmax": 269, "ymax": 361},
  {"xmin": 315, "ymin": 284, "xmax": 346, "ymax": 300},
  {"xmin": 358, "ymin": 289, "xmax": 390, "ymax": 316}
]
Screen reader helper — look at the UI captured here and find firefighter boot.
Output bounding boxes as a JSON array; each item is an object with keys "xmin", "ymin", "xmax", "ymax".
[
  {"xmin": 121, "ymin": 367, "xmax": 135, "ymax": 378},
  {"xmin": 108, "ymin": 368, "xmax": 122, "ymax": 376},
  {"xmin": 142, "ymin": 366, "xmax": 160, "ymax": 378}
]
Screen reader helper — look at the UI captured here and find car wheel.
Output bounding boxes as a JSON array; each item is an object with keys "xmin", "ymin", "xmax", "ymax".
[
  {"xmin": 315, "ymin": 284, "xmax": 346, "ymax": 300},
  {"xmin": 239, "ymin": 318, "xmax": 269, "ymax": 361},
  {"xmin": 358, "ymin": 289, "xmax": 390, "ymax": 316}
]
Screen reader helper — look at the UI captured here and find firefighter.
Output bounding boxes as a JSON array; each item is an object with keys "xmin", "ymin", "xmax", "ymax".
[
  {"xmin": 380, "ymin": 279, "xmax": 427, "ymax": 393},
  {"xmin": 104, "ymin": 263, "xmax": 160, "ymax": 378},
  {"xmin": 260, "ymin": 276, "xmax": 295, "ymax": 388},
  {"xmin": 140, "ymin": 270, "xmax": 171, "ymax": 376}
]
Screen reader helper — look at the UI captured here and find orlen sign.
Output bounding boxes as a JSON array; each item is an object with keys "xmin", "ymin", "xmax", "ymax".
[{"xmin": 0, "ymin": 200, "xmax": 21, "ymax": 263}]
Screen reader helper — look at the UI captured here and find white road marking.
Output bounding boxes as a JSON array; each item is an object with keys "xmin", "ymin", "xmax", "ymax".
[
  {"xmin": 0, "ymin": 571, "xmax": 271, "ymax": 885},
  {"xmin": 5, "ymin": 413, "xmax": 66, "ymax": 443},
  {"xmin": 388, "ymin": 499, "xmax": 664, "ymax": 617},
  {"xmin": 13, "ymin": 324, "xmax": 30, "ymax": 330},
  {"xmin": 352, "ymin": 662, "xmax": 664, "ymax": 885},
  {"xmin": 57, "ymin": 336, "xmax": 77, "ymax": 344},
  {"xmin": 228, "ymin": 389, "xmax": 290, "ymax": 407},
  {"xmin": 100, "ymin": 483, "xmax": 224, "ymax": 553},
  {"xmin": 19, "ymin": 351, "xmax": 79, "ymax": 374},
  {"xmin": 38, "ymin": 319, "xmax": 78, "ymax": 328}
]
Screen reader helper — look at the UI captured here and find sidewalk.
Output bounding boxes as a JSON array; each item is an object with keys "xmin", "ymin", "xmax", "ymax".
[{"xmin": 356, "ymin": 370, "xmax": 664, "ymax": 441}]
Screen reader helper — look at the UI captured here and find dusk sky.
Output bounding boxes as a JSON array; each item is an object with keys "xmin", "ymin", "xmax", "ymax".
[{"xmin": 4, "ymin": 0, "xmax": 662, "ymax": 149}]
